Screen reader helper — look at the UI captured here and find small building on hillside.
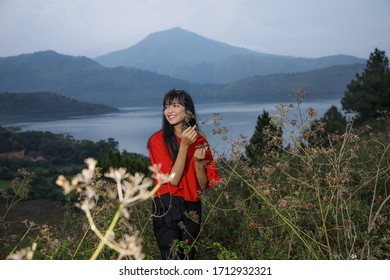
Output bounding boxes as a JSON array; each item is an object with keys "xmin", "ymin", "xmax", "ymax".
[{"xmin": 0, "ymin": 149, "xmax": 26, "ymax": 160}]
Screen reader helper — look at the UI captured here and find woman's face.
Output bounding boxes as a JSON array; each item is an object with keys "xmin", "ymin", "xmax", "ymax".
[{"xmin": 164, "ymin": 100, "xmax": 186, "ymax": 127}]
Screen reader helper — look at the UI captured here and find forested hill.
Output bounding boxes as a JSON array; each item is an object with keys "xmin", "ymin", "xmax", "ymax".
[
  {"xmin": 0, "ymin": 51, "xmax": 365, "ymax": 106},
  {"xmin": 218, "ymin": 63, "xmax": 366, "ymax": 101},
  {"xmin": 0, "ymin": 51, "xmax": 195, "ymax": 106},
  {"xmin": 0, "ymin": 92, "xmax": 118, "ymax": 124}
]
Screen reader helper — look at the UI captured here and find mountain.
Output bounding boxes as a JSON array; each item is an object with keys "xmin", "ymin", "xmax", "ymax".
[
  {"xmin": 218, "ymin": 63, "xmax": 365, "ymax": 102},
  {"xmin": 190, "ymin": 53, "xmax": 365, "ymax": 84},
  {"xmin": 0, "ymin": 51, "xmax": 364, "ymax": 107},
  {"xmin": 95, "ymin": 27, "xmax": 257, "ymax": 78},
  {"xmin": 0, "ymin": 51, "xmax": 195, "ymax": 106},
  {"xmin": 95, "ymin": 27, "xmax": 366, "ymax": 83},
  {"xmin": 0, "ymin": 92, "xmax": 118, "ymax": 124}
]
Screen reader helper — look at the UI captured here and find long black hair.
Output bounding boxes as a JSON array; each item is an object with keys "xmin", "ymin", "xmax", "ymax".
[{"xmin": 162, "ymin": 89, "xmax": 198, "ymax": 162}]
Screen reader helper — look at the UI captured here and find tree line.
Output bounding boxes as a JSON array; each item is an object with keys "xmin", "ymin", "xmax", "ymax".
[
  {"xmin": 246, "ymin": 48, "xmax": 390, "ymax": 163},
  {"xmin": 0, "ymin": 127, "xmax": 149, "ymax": 201}
]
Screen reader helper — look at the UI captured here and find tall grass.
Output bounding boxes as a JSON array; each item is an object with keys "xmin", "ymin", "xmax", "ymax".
[
  {"xmin": 2, "ymin": 93, "xmax": 389, "ymax": 260},
  {"xmin": 198, "ymin": 91, "xmax": 389, "ymax": 259}
]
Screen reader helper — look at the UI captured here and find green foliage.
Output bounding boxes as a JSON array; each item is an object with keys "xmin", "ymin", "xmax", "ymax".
[
  {"xmin": 169, "ymin": 240, "xmax": 194, "ymax": 260},
  {"xmin": 341, "ymin": 48, "xmax": 390, "ymax": 122},
  {"xmin": 203, "ymin": 115, "xmax": 388, "ymax": 260},
  {"xmin": 245, "ymin": 110, "xmax": 282, "ymax": 166},
  {"xmin": 0, "ymin": 167, "xmax": 13, "ymax": 180},
  {"xmin": 0, "ymin": 169, "xmax": 32, "ymax": 223},
  {"xmin": 0, "ymin": 126, "xmax": 134, "ymax": 202},
  {"xmin": 308, "ymin": 105, "xmax": 347, "ymax": 147},
  {"xmin": 213, "ymin": 242, "xmax": 238, "ymax": 260},
  {"xmin": 321, "ymin": 105, "xmax": 348, "ymax": 133},
  {"xmin": 98, "ymin": 150, "xmax": 150, "ymax": 176},
  {"xmin": 0, "ymin": 126, "xmax": 119, "ymax": 164}
]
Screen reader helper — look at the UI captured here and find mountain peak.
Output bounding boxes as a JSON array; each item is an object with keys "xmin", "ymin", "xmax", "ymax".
[
  {"xmin": 153, "ymin": 26, "xmax": 189, "ymax": 34},
  {"xmin": 167, "ymin": 26, "xmax": 187, "ymax": 32},
  {"xmin": 4, "ymin": 50, "xmax": 96, "ymax": 66},
  {"xmin": 95, "ymin": 27, "xmax": 256, "ymax": 72},
  {"xmin": 138, "ymin": 26, "xmax": 205, "ymax": 46},
  {"xmin": 146, "ymin": 27, "xmax": 199, "ymax": 39}
]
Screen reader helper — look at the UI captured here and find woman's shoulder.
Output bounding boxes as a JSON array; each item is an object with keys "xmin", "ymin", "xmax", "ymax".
[
  {"xmin": 150, "ymin": 130, "xmax": 163, "ymax": 138},
  {"xmin": 148, "ymin": 130, "xmax": 163, "ymax": 146}
]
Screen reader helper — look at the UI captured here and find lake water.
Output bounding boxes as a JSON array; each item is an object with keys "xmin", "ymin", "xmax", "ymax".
[{"xmin": 8, "ymin": 99, "xmax": 342, "ymax": 156}]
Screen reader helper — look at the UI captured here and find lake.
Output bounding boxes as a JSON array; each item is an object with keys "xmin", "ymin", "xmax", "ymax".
[{"xmin": 7, "ymin": 99, "xmax": 342, "ymax": 156}]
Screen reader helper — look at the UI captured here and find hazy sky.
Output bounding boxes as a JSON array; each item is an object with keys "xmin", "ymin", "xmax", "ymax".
[{"xmin": 0, "ymin": 0, "xmax": 389, "ymax": 59}]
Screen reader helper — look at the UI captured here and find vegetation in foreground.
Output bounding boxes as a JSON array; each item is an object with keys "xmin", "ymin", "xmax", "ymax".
[{"xmin": 0, "ymin": 48, "xmax": 389, "ymax": 260}]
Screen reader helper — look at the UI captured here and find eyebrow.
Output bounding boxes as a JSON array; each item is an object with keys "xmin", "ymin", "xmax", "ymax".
[{"xmin": 164, "ymin": 101, "xmax": 182, "ymax": 106}]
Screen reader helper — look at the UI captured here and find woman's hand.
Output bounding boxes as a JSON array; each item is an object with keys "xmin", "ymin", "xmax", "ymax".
[
  {"xmin": 169, "ymin": 125, "xmax": 197, "ymax": 186},
  {"xmin": 194, "ymin": 146, "xmax": 207, "ymax": 163},
  {"xmin": 181, "ymin": 125, "xmax": 198, "ymax": 147}
]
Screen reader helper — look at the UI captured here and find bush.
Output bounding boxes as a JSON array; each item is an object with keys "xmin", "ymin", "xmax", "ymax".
[{"xmin": 0, "ymin": 166, "xmax": 13, "ymax": 180}]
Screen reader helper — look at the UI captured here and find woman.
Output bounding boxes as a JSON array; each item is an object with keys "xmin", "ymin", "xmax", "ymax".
[{"xmin": 148, "ymin": 89, "xmax": 220, "ymax": 259}]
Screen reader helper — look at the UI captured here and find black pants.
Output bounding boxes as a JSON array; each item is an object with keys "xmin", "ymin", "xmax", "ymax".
[{"xmin": 152, "ymin": 194, "xmax": 202, "ymax": 260}]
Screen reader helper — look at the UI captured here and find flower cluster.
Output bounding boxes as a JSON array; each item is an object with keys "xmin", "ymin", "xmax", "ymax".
[
  {"xmin": 54, "ymin": 158, "xmax": 172, "ymax": 260},
  {"xmin": 7, "ymin": 242, "xmax": 37, "ymax": 260}
]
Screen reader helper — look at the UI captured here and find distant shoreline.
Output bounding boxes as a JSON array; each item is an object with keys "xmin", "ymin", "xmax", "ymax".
[
  {"xmin": 0, "ymin": 108, "xmax": 121, "ymax": 126},
  {"xmin": 0, "ymin": 91, "xmax": 120, "ymax": 125}
]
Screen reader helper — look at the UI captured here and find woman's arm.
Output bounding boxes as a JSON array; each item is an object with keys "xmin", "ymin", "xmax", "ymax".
[
  {"xmin": 194, "ymin": 147, "xmax": 208, "ymax": 190},
  {"xmin": 169, "ymin": 125, "xmax": 198, "ymax": 186}
]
